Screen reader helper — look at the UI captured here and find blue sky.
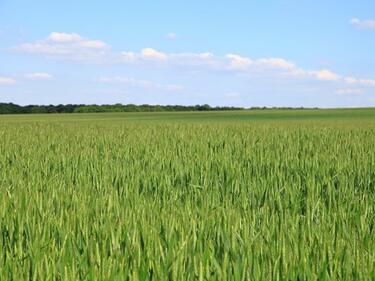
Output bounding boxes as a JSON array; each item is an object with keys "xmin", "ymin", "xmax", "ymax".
[{"xmin": 1, "ymin": 0, "xmax": 375, "ymax": 107}]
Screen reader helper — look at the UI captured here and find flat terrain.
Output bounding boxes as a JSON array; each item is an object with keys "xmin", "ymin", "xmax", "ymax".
[
  {"xmin": 1, "ymin": 108, "xmax": 375, "ymax": 123},
  {"xmin": 0, "ymin": 109, "xmax": 375, "ymax": 280}
]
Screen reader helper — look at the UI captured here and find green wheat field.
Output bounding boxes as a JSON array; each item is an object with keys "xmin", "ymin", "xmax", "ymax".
[{"xmin": 1, "ymin": 108, "xmax": 375, "ymax": 280}]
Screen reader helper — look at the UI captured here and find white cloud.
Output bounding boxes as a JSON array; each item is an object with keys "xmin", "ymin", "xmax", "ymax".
[
  {"xmin": 226, "ymin": 54, "xmax": 253, "ymax": 71},
  {"xmin": 118, "ymin": 48, "xmax": 368, "ymax": 86},
  {"xmin": 0, "ymin": 76, "xmax": 16, "ymax": 85},
  {"xmin": 120, "ymin": 49, "xmax": 217, "ymax": 69},
  {"xmin": 78, "ymin": 40, "xmax": 108, "ymax": 49},
  {"xmin": 310, "ymin": 70, "xmax": 341, "ymax": 81},
  {"xmin": 48, "ymin": 32, "xmax": 82, "ymax": 43},
  {"xmin": 225, "ymin": 55, "xmax": 296, "ymax": 72},
  {"xmin": 13, "ymin": 32, "xmax": 375, "ymax": 89},
  {"xmin": 121, "ymin": 48, "xmax": 170, "ymax": 62},
  {"xmin": 169, "ymin": 52, "xmax": 215, "ymax": 66},
  {"xmin": 141, "ymin": 48, "xmax": 168, "ymax": 60},
  {"xmin": 13, "ymin": 32, "xmax": 110, "ymax": 63},
  {"xmin": 336, "ymin": 88, "xmax": 362, "ymax": 95},
  {"xmin": 98, "ymin": 76, "xmax": 183, "ymax": 92},
  {"xmin": 26, "ymin": 72, "xmax": 53, "ymax": 80},
  {"xmin": 345, "ymin": 76, "xmax": 375, "ymax": 86},
  {"xmin": 257, "ymin": 58, "xmax": 296, "ymax": 69},
  {"xmin": 350, "ymin": 18, "xmax": 375, "ymax": 30}
]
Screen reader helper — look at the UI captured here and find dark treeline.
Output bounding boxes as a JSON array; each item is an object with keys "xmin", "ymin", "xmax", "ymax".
[{"xmin": 0, "ymin": 103, "xmax": 243, "ymax": 114}]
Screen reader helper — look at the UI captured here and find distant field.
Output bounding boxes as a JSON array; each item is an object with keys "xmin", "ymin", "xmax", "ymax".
[
  {"xmin": 0, "ymin": 109, "xmax": 375, "ymax": 280},
  {"xmin": 1, "ymin": 108, "xmax": 375, "ymax": 123}
]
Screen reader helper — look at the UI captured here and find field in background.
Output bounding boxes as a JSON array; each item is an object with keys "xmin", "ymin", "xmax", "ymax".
[
  {"xmin": 1, "ymin": 109, "xmax": 375, "ymax": 280},
  {"xmin": 1, "ymin": 107, "xmax": 375, "ymax": 123}
]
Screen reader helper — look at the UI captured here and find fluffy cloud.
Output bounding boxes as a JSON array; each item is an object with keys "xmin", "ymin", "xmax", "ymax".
[
  {"xmin": 120, "ymin": 48, "xmax": 375, "ymax": 87},
  {"xmin": 121, "ymin": 48, "xmax": 215, "ymax": 66},
  {"xmin": 14, "ymin": 32, "xmax": 375, "ymax": 89},
  {"xmin": 0, "ymin": 76, "xmax": 16, "ymax": 85},
  {"xmin": 141, "ymin": 48, "xmax": 168, "ymax": 60},
  {"xmin": 120, "ymin": 49, "xmax": 299, "ymax": 75},
  {"xmin": 48, "ymin": 32, "xmax": 82, "ymax": 43},
  {"xmin": 350, "ymin": 18, "xmax": 375, "ymax": 29},
  {"xmin": 13, "ymin": 32, "xmax": 110, "ymax": 62},
  {"xmin": 226, "ymin": 54, "xmax": 253, "ymax": 71},
  {"xmin": 26, "ymin": 72, "xmax": 53, "ymax": 80},
  {"xmin": 225, "ymin": 54, "xmax": 297, "ymax": 74},
  {"xmin": 257, "ymin": 58, "xmax": 296, "ymax": 69},
  {"xmin": 98, "ymin": 76, "xmax": 183, "ymax": 92},
  {"xmin": 310, "ymin": 70, "xmax": 341, "ymax": 81}
]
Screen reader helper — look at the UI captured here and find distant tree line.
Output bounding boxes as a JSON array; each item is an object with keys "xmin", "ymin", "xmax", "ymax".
[{"xmin": 0, "ymin": 103, "xmax": 244, "ymax": 114}]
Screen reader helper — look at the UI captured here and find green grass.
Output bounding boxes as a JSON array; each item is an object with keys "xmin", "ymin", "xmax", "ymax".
[{"xmin": 0, "ymin": 109, "xmax": 375, "ymax": 280}]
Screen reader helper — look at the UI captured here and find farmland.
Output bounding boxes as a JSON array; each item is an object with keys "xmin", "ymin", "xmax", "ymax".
[{"xmin": 0, "ymin": 109, "xmax": 375, "ymax": 280}]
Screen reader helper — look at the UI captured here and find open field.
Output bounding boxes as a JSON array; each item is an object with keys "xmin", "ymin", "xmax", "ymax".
[
  {"xmin": 1, "ymin": 108, "xmax": 375, "ymax": 123},
  {"xmin": 1, "ymin": 109, "xmax": 375, "ymax": 280}
]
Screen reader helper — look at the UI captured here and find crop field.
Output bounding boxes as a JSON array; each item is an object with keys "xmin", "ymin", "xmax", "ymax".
[{"xmin": 0, "ymin": 108, "xmax": 375, "ymax": 280}]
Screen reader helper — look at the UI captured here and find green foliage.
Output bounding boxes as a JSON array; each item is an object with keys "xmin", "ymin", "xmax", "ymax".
[
  {"xmin": 0, "ymin": 110, "xmax": 374, "ymax": 280},
  {"xmin": 0, "ymin": 103, "xmax": 242, "ymax": 114}
]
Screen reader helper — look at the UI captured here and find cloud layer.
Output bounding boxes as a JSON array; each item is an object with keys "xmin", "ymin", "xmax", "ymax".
[
  {"xmin": 11, "ymin": 32, "xmax": 375, "ymax": 96},
  {"xmin": 13, "ymin": 32, "xmax": 110, "ymax": 63}
]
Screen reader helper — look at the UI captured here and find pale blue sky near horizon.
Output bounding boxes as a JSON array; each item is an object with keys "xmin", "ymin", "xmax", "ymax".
[{"xmin": 0, "ymin": 0, "xmax": 375, "ymax": 107}]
